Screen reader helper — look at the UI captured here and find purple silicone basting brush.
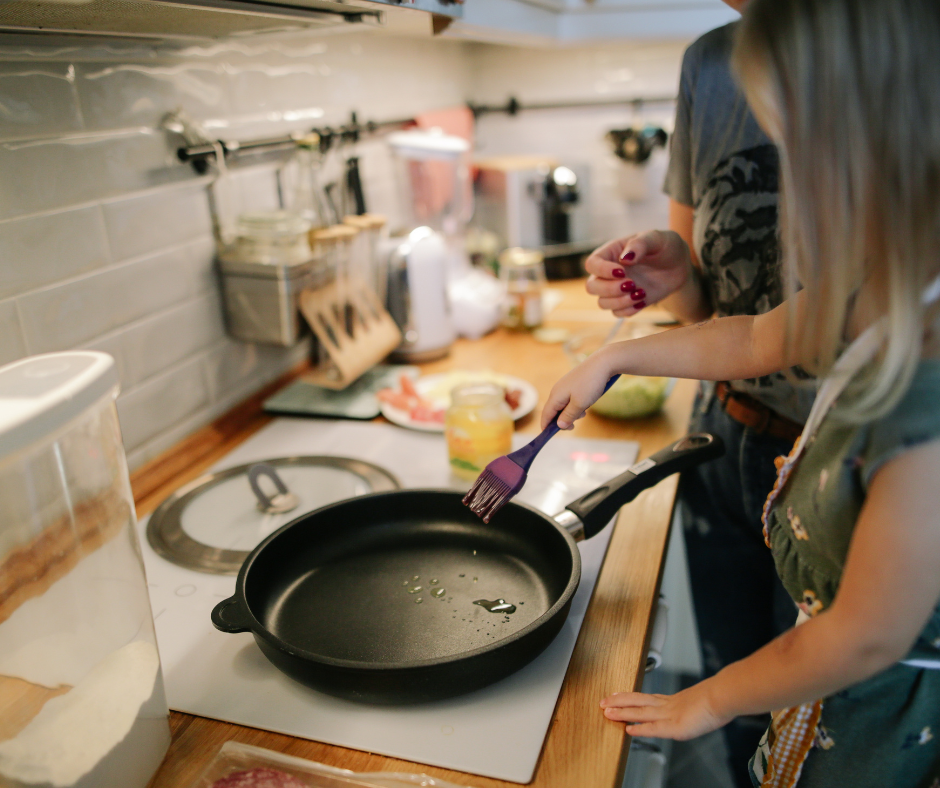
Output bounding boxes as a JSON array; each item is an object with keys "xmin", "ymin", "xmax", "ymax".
[{"xmin": 462, "ymin": 376, "xmax": 619, "ymax": 522}]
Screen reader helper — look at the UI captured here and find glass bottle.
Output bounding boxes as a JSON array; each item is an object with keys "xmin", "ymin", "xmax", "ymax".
[
  {"xmin": 445, "ymin": 382, "xmax": 513, "ymax": 481},
  {"xmin": 499, "ymin": 247, "xmax": 547, "ymax": 330}
]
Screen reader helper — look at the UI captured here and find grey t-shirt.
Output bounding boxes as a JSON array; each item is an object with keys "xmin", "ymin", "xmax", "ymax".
[{"xmin": 665, "ymin": 22, "xmax": 814, "ymax": 424}]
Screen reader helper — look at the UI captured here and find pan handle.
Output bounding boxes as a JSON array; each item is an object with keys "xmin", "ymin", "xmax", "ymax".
[
  {"xmin": 211, "ymin": 596, "xmax": 254, "ymax": 634},
  {"xmin": 564, "ymin": 433, "xmax": 724, "ymax": 540}
]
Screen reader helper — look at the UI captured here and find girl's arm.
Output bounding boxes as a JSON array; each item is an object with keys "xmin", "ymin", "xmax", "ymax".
[
  {"xmin": 601, "ymin": 437, "xmax": 940, "ymax": 739},
  {"xmin": 541, "ymin": 292, "xmax": 803, "ymax": 430}
]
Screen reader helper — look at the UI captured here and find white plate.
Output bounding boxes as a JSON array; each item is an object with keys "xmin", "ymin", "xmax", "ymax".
[{"xmin": 380, "ymin": 372, "xmax": 539, "ymax": 433}]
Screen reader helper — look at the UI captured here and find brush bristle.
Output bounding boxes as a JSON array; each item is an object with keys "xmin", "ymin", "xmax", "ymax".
[{"xmin": 462, "ymin": 456, "xmax": 527, "ymax": 523}]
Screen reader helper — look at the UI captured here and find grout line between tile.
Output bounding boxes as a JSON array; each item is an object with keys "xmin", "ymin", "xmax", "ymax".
[
  {"xmin": 0, "ymin": 175, "xmax": 212, "ymax": 227},
  {"xmin": 12, "ymin": 299, "xmax": 31, "ymax": 356},
  {"xmin": 13, "ymin": 233, "xmax": 215, "ymax": 298},
  {"xmin": 71, "ymin": 289, "xmax": 221, "ymax": 355}
]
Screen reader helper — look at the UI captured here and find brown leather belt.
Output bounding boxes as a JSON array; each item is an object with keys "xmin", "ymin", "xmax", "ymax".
[{"xmin": 715, "ymin": 381, "xmax": 804, "ymax": 442}]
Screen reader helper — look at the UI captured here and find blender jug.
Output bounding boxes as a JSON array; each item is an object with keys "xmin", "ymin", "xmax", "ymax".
[
  {"xmin": 383, "ymin": 129, "xmax": 470, "ymax": 361},
  {"xmin": 0, "ymin": 352, "xmax": 170, "ymax": 788}
]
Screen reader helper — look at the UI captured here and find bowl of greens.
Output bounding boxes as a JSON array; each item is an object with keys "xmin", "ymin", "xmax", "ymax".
[{"xmin": 563, "ymin": 324, "xmax": 675, "ymax": 419}]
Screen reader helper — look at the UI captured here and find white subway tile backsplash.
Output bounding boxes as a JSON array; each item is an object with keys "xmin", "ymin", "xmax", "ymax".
[
  {"xmin": 202, "ymin": 336, "xmax": 306, "ymax": 404},
  {"xmin": 116, "ymin": 354, "xmax": 209, "ymax": 451},
  {"xmin": 0, "ymin": 62, "xmax": 83, "ymax": 142},
  {"xmin": 75, "ymin": 61, "xmax": 231, "ymax": 132},
  {"xmin": 0, "ymin": 131, "xmax": 193, "ymax": 221},
  {"xmin": 81, "ymin": 331, "xmax": 127, "ymax": 387},
  {"xmin": 17, "ymin": 236, "xmax": 215, "ymax": 353},
  {"xmin": 103, "ymin": 183, "xmax": 212, "ymax": 262},
  {"xmin": 0, "ymin": 206, "xmax": 110, "ymax": 299},
  {"xmin": 0, "ymin": 298, "xmax": 26, "ymax": 365},
  {"xmin": 119, "ymin": 293, "xmax": 225, "ymax": 389}
]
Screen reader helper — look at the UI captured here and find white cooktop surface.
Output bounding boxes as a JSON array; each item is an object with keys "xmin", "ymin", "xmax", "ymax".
[{"xmin": 138, "ymin": 419, "xmax": 638, "ymax": 784}]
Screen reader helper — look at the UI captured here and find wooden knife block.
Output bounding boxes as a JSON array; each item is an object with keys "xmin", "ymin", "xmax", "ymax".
[{"xmin": 299, "ymin": 278, "xmax": 402, "ymax": 390}]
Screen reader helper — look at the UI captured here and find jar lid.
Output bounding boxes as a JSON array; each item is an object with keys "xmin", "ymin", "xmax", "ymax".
[
  {"xmin": 499, "ymin": 247, "xmax": 545, "ymax": 268},
  {"xmin": 236, "ymin": 211, "xmax": 311, "ymax": 239},
  {"xmin": 311, "ymin": 225, "xmax": 359, "ymax": 244},
  {"xmin": 0, "ymin": 352, "xmax": 118, "ymax": 459}
]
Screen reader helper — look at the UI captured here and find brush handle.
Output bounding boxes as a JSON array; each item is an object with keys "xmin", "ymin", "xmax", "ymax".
[{"xmin": 507, "ymin": 376, "xmax": 620, "ymax": 473}]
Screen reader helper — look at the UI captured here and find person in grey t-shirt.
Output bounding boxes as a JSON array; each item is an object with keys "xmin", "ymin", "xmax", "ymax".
[{"xmin": 584, "ymin": 8, "xmax": 813, "ymax": 788}]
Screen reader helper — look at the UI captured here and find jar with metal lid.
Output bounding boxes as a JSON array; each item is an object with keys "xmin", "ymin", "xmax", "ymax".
[
  {"xmin": 445, "ymin": 382, "xmax": 513, "ymax": 481},
  {"xmin": 499, "ymin": 247, "xmax": 546, "ymax": 330},
  {"xmin": 217, "ymin": 211, "xmax": 322, "ymax": 346}
]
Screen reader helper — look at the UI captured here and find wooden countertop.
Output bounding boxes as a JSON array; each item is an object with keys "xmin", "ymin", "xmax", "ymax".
[{"xmin": 137, "ymin": 279, "xmax": 696, "ymax": 788}]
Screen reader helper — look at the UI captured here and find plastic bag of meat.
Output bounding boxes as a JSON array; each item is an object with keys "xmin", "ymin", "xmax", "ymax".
[
  {"xmin": 191, "ymin": 741, "xmax": 472, "ymax": 788},
  {"xmin": 211, "ymin": 767, "xmax": 308, "ymax": 788}
]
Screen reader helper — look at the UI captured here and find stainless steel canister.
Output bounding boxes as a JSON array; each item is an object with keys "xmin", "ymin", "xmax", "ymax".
[{"xmin": 217, "ymin": 212, "xmax": 327, "ymax": 347}]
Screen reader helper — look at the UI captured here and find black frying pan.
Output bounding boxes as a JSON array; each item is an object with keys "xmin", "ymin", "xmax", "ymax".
[{"xmin": 212, "ymin": 433, "xmax": 723, "ymax": 703}]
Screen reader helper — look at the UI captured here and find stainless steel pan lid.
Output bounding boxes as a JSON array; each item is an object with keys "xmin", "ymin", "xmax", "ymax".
[{"xmin": 147, "ymin": 456, "xmax": 399, "ymax": 574}]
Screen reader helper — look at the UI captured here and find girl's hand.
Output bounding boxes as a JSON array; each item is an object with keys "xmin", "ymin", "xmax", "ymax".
[
  {"xmin": 600, "ymin": 685, "xmax": 730, "ymax": 741},
  {"xmin": 540, "ymin": 348, "xmax": 616, "ymax": 430},
  {"xmin": 585, "ymin": 230, "xmax": 694, "ymax": 317}
]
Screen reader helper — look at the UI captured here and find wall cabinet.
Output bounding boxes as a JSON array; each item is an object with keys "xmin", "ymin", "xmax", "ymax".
[{"xmin": 447, "ymin": 0, "xmax": 737, "ymax": 44}]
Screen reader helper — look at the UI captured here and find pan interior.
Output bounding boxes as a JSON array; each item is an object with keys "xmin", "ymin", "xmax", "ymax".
[{"xmin": 244, "ymin": 492, "xmax": 575, "ymax": 665}]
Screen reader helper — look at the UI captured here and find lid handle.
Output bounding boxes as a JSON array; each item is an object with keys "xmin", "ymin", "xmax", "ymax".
[{"xmin": 247, "ymin": 463, "xmax": 299, "ymax": 514}]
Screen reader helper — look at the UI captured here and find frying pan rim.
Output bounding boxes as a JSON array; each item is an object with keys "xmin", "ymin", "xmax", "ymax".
[{"xmin": 231, "ymin": 488, "xmax": 583, "ymax": 671}]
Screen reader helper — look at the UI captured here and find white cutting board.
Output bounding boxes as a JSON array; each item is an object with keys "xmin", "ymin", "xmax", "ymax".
[{"xmin": 138, "ymin": 420, "xmax": 638, "ymax": 784}]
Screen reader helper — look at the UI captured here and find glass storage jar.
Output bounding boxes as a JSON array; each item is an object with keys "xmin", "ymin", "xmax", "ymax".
[
  {"xmin": 344, "ymin": 213, "xmax": 389, "ymax": 303},
  {"xmin": 499, "ymin": 247, "xmax": 546, "ymax": 330},
  {"xmin": 229, "ymin": 211, "xmax": 312, "ymax": 266},
  {"xmin": 0, "ymin": 352, "xmax": 170, "ymax": 788},
  {"xmin": 445, "ymin": 382, "xmax": 513, "ymax": 481}
]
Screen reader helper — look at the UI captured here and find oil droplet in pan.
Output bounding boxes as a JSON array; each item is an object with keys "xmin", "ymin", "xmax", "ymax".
[
  {"xmin": 408, "ymin": 586, "xmax": 423, "ymax": 594},
  {"xmin": 430, "ymin": 578, "xmax": 439, "ymax": 586},
  {"xmin": 432, "ymin": 588, "xmax": 446, "ymax": 599},
  {"xmin": 473, "ymin": 599, "xmax": 517, "ymax": 614},
  {"xmin": 415, "ymin": 597, "xmax": 423, "ymax": 604}
]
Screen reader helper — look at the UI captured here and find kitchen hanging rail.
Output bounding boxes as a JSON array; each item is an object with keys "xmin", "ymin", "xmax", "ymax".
[
  {"xmin": 177, "ymin": 112, "xmax": 416, "ymax": 173},
  {"xmin": 467, "ymin": 94, "xmax": 676, "ymax": 118}
]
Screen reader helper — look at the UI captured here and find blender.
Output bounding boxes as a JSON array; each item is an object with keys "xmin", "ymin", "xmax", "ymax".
[{"xmin": 384, "ymin": 128, "xmax": 470, "ymax": 361}]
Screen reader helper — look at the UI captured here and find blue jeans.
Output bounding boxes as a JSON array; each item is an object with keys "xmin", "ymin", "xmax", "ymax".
[{"xmin": 679, "ymin": 389, "xmax": 798, "ymax": 788}]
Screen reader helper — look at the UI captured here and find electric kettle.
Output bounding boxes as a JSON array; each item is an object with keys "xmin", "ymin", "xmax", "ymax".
[{"xmin": 385, "ymin": 226, "xmax": 456, "ymax": 361}]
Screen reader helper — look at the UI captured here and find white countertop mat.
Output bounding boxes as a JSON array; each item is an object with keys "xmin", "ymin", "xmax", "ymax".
[{"xmin": 138, "ymin": 419, "xmax": 639, "ymax": 784}]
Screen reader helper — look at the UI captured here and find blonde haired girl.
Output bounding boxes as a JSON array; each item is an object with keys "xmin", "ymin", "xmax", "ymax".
[{"xmin": 542, "ymin": 0, "xmax": 940, "ymax": 784}]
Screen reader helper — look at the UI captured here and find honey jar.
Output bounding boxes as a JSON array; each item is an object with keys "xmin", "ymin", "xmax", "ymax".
[
  {"xmin": 499, "ymin": 247, "xmax": 547, "ymax": 330},
  {"xmin": 445, "ymin": 382, "xmax": 513, "ymax": 481}
]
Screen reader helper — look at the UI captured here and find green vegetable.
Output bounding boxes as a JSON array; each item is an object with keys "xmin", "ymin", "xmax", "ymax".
[{"xmin": 590, "ymin": 375, "xmax": 670, "ymax": 419}]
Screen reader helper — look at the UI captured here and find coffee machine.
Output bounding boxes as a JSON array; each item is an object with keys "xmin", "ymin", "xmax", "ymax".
[{"xmin": 473, "ymin": 156, "xmax": 591, "ymax": 277}]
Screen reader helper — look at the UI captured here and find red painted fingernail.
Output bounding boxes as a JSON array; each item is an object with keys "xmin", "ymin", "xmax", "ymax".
[
  {"xmin": 634, "ymin": 301, "xmax": 646, "ymax": 310},
  {"xmin": 631, "ymin": 288, "xmax": 646, "ymax": 301},
  {"xmin": 620, "ymin": 280, "xmax": 636, "ymax": 293},
  {"xmin": 623, "ymin": 251, "xmax": 636, "ymax": 261},
  {"xmin": 612, "ymin": 268, "xmax": 625, "ymax": 278}
]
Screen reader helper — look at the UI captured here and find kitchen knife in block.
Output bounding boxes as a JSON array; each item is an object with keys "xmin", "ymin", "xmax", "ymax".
[{"xmin": 299, "ymin": 276, "xmax": 401, "ymax": 390}]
